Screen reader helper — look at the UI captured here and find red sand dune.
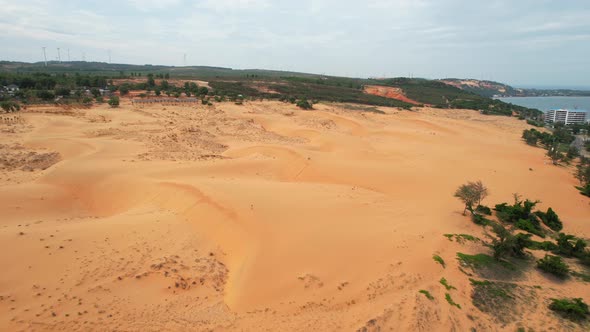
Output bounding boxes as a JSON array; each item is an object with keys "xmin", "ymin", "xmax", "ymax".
[{"xmin": 363, "ymin": 85, "xmax": 421, "ymax": 105}]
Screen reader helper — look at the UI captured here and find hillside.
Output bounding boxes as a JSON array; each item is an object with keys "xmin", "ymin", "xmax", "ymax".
[
  {"xmin": 441, "ymin": 78, "xmax": 590, "ymax": 97},
  {"xmin": 1, "ymin": 61, "xmax": 542, "ymax": 118}
]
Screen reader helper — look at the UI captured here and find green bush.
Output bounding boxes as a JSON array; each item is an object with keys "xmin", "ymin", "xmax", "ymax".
[
  {"xmin": 578, "ymin": 183, "xmax": 590, "ymax": 197},
  {"xmin": 515, "ymin": 218, "xmax": 545, "ymax": 238},
  {"xmin": 440, "ymin": 277, "xmax": 456, "ymax": 290},
  {"xmin": 419, "ymin": 290, "xmax": 434, "ymax": 300},
  {"xmin": 472, "ymin": 213, "xmax": 492, "ymax": 226},
  {"xmin": 555, "ymin": 233, "xmax": 587, "ymax": 257},
  {"xmin": 0, "ymin": 101, "xmax": 21, "ymax": 113},
  {"xmin": 108, "ymin": 96, "xmax": 120, "ymax": 108},
  {"xmin": 475, "ymin": 205, "xmax": 492, "ymax": 215},
  {"xmin": 537, "ymin": 254, "xmax": 569, "ymax": 278},
  {"xmin": 535, "ymin": 208, "xmax": 563, "ymax": 232},
  {"xmin": 549, "ymin": 298, "xmax": 589, "ymax": 321},
  {"xmin": 494, "ymin": 199, "xmax": 539, "ymax": 224},
  {"xmin": 489, "ymin": 223, "xmax": 529, "ymax": 259},
  {"xmin": 119, "ymin": 84, "xmax": 130, "ymax": 95},
  {"xmin": 433, "ymin": 254, "xmax": 445, "ymax": 268},
  {"xmin": 527, "ymin": 240, "xmax": 558, "ymax": 251},
  {"xmin": 445, "ymin": 293, "xmax": 461, "ymax": 309},
  {"xmin": 296, "ymin": 98, "xmax": 313, "ymax": 110}
]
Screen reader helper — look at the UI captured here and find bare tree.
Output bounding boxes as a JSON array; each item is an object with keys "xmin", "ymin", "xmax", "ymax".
[{"xmin": 454, "ymin": 180, "xmax": 489, "ymax": 215}]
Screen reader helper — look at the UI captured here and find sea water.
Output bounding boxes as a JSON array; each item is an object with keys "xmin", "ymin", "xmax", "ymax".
[{"xmin": 497, "ymin": 96, "xmax": 590, "ymax": 113}]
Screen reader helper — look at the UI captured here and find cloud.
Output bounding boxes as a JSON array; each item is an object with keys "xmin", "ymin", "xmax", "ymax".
[
  {"xmin": 196, "ymin": 0, "xmax": 270, "ymax": 11},
  {"xmin": 0, "ymin": 0, "xmax": 589, "ymax": 85},
  {"xmin": 126, "ymin": 0, "xmax": 183, "ymax": 11}
]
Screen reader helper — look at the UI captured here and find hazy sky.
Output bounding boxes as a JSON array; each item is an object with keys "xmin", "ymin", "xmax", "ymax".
[{"xmin": 1, "ymin": 0, "xmax": 589, "ymax": 87}]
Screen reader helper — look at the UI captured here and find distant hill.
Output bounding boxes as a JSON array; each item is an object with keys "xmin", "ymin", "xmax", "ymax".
[
  {"xmin": 0, "ymin": 61, "xmax": 542, "ymax": 118},
  {"xmin": 440, "ymin": 78, "xmax": 590, "ymax": 97}
]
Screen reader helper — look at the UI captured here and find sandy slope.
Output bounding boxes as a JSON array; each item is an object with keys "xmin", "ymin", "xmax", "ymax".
[{"xmin": 0, "ymin": 101, "xmax": 589, "ymax": 331}]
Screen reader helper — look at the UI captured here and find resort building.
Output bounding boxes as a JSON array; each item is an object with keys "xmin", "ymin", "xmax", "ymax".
[{"xmin": 544, "ymin": 109, "xmax": 587, "ymax": 125}]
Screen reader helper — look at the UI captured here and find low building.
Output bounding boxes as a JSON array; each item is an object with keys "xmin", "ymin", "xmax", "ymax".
[
  {"xmin": 2, "ymin": 84, "xmax": 19, "ymax": 96},
  {"xmin": 544, "ymin": 109, "xmax": 587, "ymax": 125}
]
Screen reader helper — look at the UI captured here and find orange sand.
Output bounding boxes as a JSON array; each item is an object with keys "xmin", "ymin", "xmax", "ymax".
[{"xmin": 0, "ymin": 101, "xmax": 589, "ymax": 331}]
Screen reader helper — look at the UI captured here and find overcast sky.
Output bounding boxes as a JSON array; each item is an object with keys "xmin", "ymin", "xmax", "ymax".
[{"xmin": 1, "ymin": 0, "xmax": 589, "ymax": 87}]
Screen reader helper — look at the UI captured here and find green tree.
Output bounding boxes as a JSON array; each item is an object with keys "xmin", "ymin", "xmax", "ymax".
[
  {"xmin": 147, "ymin": 74, "xmax": 155, "ymax": 87},
  {"xmin": 454, "ymin": 180, "xmax": 489, "ymax": 215},
  {"xmin": 566, "ymin": 146, "xmax": 579, "ymax": 160},
  {"xmin": 547, "ymin": 143, "xmax": 563, "ymax": 165},
  {"xmin": 55, "ymin": 87, "xmax": 71, "ymax": 97},
  {"xmin": 119, "ymin": 85, "xmax": 130, "ymax": 96},
  {"xmin": 198, "ymin": 87, "xmax": 209, "ymax": 96},
  {"xmin": 90, "ymin": 88, "xmax": 101, "ymax": 98},
  {"xmin": 36, "ymin": 90, "xmax": 55, "ymax": 101}
]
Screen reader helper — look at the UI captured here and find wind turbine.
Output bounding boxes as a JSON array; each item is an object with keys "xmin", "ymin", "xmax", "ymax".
[
  {"xmin": 42, "ymin": 47, "xmax": 47, "ymax": 66},
  {"xmin": 57, "ymin": 48, "xmax": 61, "ymax": 62}
]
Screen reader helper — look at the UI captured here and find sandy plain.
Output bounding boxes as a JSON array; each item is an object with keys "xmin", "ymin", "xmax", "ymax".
[{"xmin": 0, "ymin": 100, "xmax": 589, "ymax": 331}]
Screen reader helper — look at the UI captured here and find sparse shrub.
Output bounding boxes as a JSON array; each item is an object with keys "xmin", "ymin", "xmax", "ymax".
[
  {"xmin": 444, "ymin": 234, "xmax": 479, "ymax": 244},
  {"xmin": 457, "ymin": 252, "xmax": 496, "ymax": 268},
  {"xmin": 419, "ymin": 290, "xmax": 434, "ymax": 300},
  {"xmin": 445, "ymin": 293, "xmax": 461, "ymax": 309},
  {"xmin": 537, "ymin": 254, "xmax": 569, "ymax": 278},
  {"xmin": 433, "ymin": 254, "xmax": 445, "ymax": 268},
  {"xmin": 440, "ymin": 277, "xmax": 456, "ymax": 290},
  {"xmin": 82, "ymin": 97, "xmax": 93, "ymax": 106},
  {"xmin": 549, "ymin": 298, "xmax": 589, "ymax": 321},
  {"xmin": 108, "ymin": 96, "xmax": 120, "ymax": 108}
]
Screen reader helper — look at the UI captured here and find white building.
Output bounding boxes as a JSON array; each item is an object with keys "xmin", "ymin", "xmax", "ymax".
[{"xmin": 544, "ymin": 109, "xmax": 587, "ymax": 125}]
